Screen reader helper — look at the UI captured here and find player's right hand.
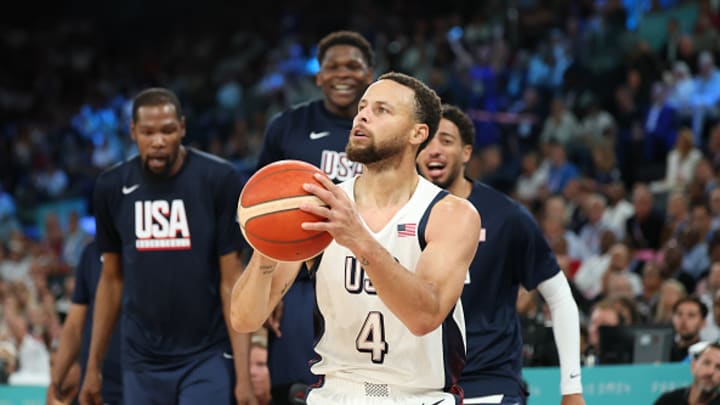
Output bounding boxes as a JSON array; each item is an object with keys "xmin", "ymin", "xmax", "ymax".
[
  {"xmin": 50, "ymin": 379, "xmax": 72, "ymax": 403},
  {"xmin": 78, "ymin": 370, "xmax": 103, "ymax": 405}
]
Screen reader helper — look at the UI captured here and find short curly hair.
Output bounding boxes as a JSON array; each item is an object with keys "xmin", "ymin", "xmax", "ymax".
[{"xmin": 317, "ymin": 30, "xmax": 375, "ymax": 68}]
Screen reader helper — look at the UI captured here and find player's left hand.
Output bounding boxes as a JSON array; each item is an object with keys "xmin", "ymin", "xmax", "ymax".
[
  {"xmin": 300, "ymin": 173, "xmax": 368, "ymax": 249},
  {"xmin": 234, "ymin": 379, "xmax": 259, "ymax": 405},
  {"xmin": 561, "ymin": 393, "xmax": 585, "ymax": 405}
]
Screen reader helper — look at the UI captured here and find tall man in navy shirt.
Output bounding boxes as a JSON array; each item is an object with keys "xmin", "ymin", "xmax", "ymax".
[
  {"xmin": 417, "ymin": 104, "xmax": 585, "ymax": 405},
  {"xmin": 254, "ymin": 30, "xmax": 374, "ymax": 404},
  {"xmin": 51, "ymin": 239, "xmax": 123, "ymax": 404},
  {"xmin": 79, "ymin": 88, "xmax": 256, "ymax": 405}
]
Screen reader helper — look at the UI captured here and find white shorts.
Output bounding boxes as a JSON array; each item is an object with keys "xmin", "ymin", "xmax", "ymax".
[{"xmin": 306, "ymin": 376, "xmax": 460, "ymax": 405}]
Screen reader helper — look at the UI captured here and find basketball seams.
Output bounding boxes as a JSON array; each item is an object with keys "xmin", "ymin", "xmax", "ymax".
[{"xmin": 237, "ymin": 195, "xmax": 326, "ymax": 226}]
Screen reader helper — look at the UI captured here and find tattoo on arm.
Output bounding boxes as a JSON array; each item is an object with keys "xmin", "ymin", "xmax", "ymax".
[
  {"xmin": 260, "ymin": 264, "xmax": 275, "ymax": 275},
  {"xmin": 359, "ymin": 256, "xmax": 370, "ymax": 266}
]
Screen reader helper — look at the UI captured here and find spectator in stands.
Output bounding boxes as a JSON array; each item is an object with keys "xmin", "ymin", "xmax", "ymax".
[
  {"xmin": 0, "ymin": 184, "xmax": 19, "ymax": 242},
  {"xmin": 654, "ymin": 341, "xmax": 720, "ymax": 405},
  {"xmin": 602, "ymin": 181, "xmax": 635, "ymax": 241},
  {"xmin": 600, "ymin": 243, "xmax": 642, "ymax": 297},
  {"xmin": 579, "ymin": 193, "xmax": 613, "ymax": 255},
  {"xmin": 545, "ymin": 140, "xmax": 580, "ymax": 195},
  {"xmin": 667, "ymin": 60, "xmax": 696, "ymax": 127},
  {"xmin": 655, "ymin": 279, "xmax": 687, "ymax": 324},
  {"xmin": 574, "ymin": 229, "xmax": 617, "ymax": 301},
  {"xmin": 642, "ymin": 81, "xmax": 678, "ymax": 164},
  {"xmin": 249, "ymin": 330, "xmax": 272, "ymax": 405},
  {"xmin": 670, "ymin": 297, "xmax": 708, "ymax": 362},
  {"xmin": 651, "ymin": 127, "xmax": 703, "ymax": 194},
  {"xmin": 663, "ymin": 191, "xmax": 691, "ymax": 243},
  {"xmin": 691, "ymin": 52, "xmax": 720, "ymax": 142},
  {"xmin": 540, "ymin": 96, "xmax": 578, "ymax": 146},
  {"xmin": 515, "ymin": 150, "xmax": 548, "ymax": 207},
  {"xmin": 700, "ymin": 262, "xmax": 720, "ymax": 341},
  {"xmin": 638, "ymin": 261, "xmax": 664, "ymax": 321},
  {"xmin": 584, "ymin": 299, "xmax": 624, "ymax": 366},
  {"xmin": 658, "ymin": 17, "xmax": 683, "ymax": 68},
  {"xmin": 625, "ymin": 183, "xmax": 665, "ymax": 251}
]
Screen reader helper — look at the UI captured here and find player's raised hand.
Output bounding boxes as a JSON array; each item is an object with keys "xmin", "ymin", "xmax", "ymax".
[{"xmin": 300, "ymin": 173, "xmax": 368, "ymax": 249}]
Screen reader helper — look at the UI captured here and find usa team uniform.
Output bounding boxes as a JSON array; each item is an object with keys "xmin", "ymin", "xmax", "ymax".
[
  {"xmin": 307, "ymin": 176, "xmax": 465, "ymax": 405},
  {"xmin": 93, "ymin": 148, "xmax": 244, "ymax": 403},
  {"xmin": 257, "ymin": 99, "xmax": 362, "ymax": 393},
  {"xmin": 75, "ymin": 240, "xmax": 123, "ymax": 404},
  {"xmin": 460, "ymin": 180, "xmax": 559, "ymax": 404}
]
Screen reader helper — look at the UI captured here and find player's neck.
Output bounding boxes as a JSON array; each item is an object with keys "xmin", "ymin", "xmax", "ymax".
[{"xmin": 355, "ymin": 161, "xmax": 419, "ymax": 209}]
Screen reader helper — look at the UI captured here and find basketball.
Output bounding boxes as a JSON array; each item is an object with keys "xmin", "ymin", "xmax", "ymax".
[{"xmin": 237, "ymin": 160, "xmax": 333, "ymax": 262}]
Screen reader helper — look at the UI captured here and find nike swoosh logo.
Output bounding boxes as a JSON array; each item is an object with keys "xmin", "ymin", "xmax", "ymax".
[
  {"xmin": 423, "ymin": 400, "xmax": 444, "ymax": 405},
  {"xmin": 122, "ymin": 184, "xmax": 140, "ymax": 195},
  {"xmin": 309, "ymin": 131, "xmax": 330, "ymax": 140},
  {"xmin": 222, "ymin": 352, "xmax": 233, "ymax": 359},
  {"xmin": 570, "ymin": 373, "xmax": 580, "ymax": 379}
]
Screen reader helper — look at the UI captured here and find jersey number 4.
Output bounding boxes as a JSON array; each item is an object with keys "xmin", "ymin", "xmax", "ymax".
[{"xmin": 356, "ymin": 311, "xmax": 388, "ymax": 363}]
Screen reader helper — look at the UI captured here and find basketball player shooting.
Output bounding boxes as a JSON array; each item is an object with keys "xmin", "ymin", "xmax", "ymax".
[{"xmin": 231, "ymin": 72, "xmax": 481, "ymax": 404}]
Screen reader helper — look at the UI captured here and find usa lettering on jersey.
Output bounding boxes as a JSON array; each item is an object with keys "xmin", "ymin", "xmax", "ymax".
[
  {"xmin": 320, "ymin": 150, "xmax": 363, "ymax": 182},
  {"xmin": 134, "ymin": 199, "xmax": 191, "ymax": 250}
]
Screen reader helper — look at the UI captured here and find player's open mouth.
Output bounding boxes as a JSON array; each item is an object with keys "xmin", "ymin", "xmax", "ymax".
[{"xmin": 425, "ymin": 161, "xmax": 446, "ymax": 177}]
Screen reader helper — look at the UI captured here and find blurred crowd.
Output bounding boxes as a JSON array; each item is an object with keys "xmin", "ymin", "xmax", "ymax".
[{"xmin": 0, "ymin": 0, "xmax": 719, "ymax": 392}]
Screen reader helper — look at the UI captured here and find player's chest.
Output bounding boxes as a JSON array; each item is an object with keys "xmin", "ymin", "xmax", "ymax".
[{"xmin": 113, "ymin": 187, "xmax": 214, "ymax": 243}]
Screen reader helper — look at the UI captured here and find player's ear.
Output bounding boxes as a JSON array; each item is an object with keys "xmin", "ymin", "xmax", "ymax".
[
  {"xmin": 410, "ymin": 123, "xmax": 429, "ymax": 147},
  {"xmin": 130, "ymin": 121, "xmax": 138, "ymax": 142},
  {"xmin": 461, "ymin": 144, "xmax": 473, "ymax": 165},
  {"xmin": 180, "ymin": 116, "xmax": 187, "ymax": 138}
]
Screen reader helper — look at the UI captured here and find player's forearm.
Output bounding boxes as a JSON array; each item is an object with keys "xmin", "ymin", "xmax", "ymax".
[
  {"xmin": 220, "ymin": 268, "xmax": 252, "ymax": 383},
  {"xmin": 52, "ymin": 313, "xmax": 84, "ymax": 384},
  {"xmin": 86, "ymin": 275, "xmax": 122, "ymax": 370},
  {"xmin": 230, "ymin": 253, "xmax": 285, "ymax": 333},
  {"xmin": 351, "ymin": 239, "xmax": 444, "ymax": 336},
  {"xmin": 538, "ymin": 272, "xmax": 583, "ymax": 395}
]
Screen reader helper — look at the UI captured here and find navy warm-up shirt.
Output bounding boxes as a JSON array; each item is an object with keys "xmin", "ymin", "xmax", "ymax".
[
  {"xmin": 257, "ymin": 99, "xmax": 361, "ymax": 387},
  {"xmin": 460, "ymin": 180, "xmax": 560, "ymax": 398},
  {"xmin": 93, "ymin": 147, "xmax": 244, "ymax": 369},
  {"xmin": 74, "ymin": 240, "xmax": 123, "ymax": 401}
]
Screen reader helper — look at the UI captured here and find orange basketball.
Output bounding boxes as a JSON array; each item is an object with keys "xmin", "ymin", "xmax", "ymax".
[{"xmin": 237, "ymin": 160, "xmax": 333, "ymax": 262}]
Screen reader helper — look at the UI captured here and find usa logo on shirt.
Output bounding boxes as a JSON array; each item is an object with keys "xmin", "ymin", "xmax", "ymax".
[{"xmin": 397, "ymin": 223, "xmax": 416, "ymax": 237}]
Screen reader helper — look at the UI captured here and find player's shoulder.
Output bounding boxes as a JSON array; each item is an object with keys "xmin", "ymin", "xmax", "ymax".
[
  {"xmin": 187, "ymin": 147, "xmax": 236, "ymax": 173},
  {"xmin": 269, "ymin": 99, "xmax": 321, "ymax": 124},
  {"xmin": 96, "ymin": 155, "xmax": 140, "ymax": 187},
  {"xmin": 469, "ymin": 180, "xmax": 532, "ymax": 221}
]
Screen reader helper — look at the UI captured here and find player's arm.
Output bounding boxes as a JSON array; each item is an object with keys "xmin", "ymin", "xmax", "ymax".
[
  {"xmin": 362, "ymin": 195, "xmax": 479, "ymax": 335},
  {"xmin": 537, "ymin": 272, "xmax": 585, "ymax": 405},
  {"xmin": 51, "ymin": 303, "xmax": 87, "ymax": 401},
  {"xmin": 230, "ymin": 252, "xmax": 303, "ymax": 333},
  {"xmin": 80, "ymin": 253, "xmax": 123, "ymax": 405},
  {"xmin": 219, "ymin": 252, "xmax": 259, "ymax": 405},
  {"xmin": 301, "ymin": 174, "xmax": 480, "ymax": 335}
]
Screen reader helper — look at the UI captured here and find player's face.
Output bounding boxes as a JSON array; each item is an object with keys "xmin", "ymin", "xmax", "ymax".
[
  {"xmin": 347, "ymin": 80, "xmax": 417, "ymax": 164},
  {"xmin": 417, "ymin": 118, "xmax": 472, "ymax": 189},
  {"xmin": 316, "ymin": 45, "xmax": 373, "ymax": 116},
  {"xmin": 692, "ymin": 347, "xmax": 720, "ymax": 393},
  {"xmin": 131, "ymin": 104, "xmax": 185, "ymax": 178}
]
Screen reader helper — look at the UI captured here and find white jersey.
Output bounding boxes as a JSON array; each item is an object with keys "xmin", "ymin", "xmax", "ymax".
[{"xmin": 311, "ymin": 175, "xmax": 467, "ymax": 392}]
